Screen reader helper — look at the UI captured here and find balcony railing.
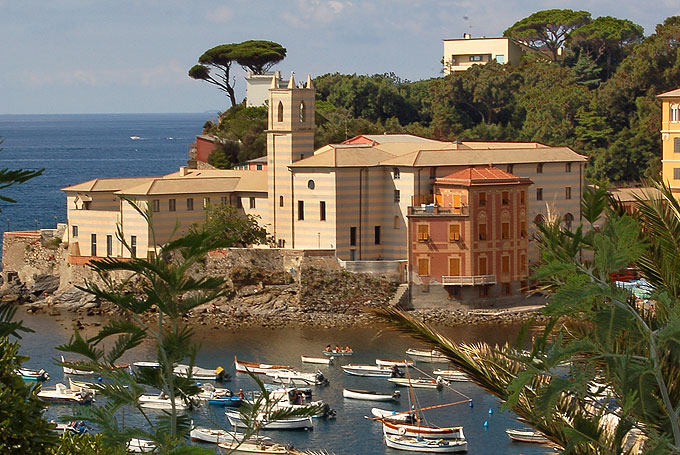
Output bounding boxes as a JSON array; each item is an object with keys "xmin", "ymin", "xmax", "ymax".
[
  {"xmin": 442, "ymin": 274, "xmax": 496, "ymax": 286},
  {"xmin": 408, "ymin": 205, "xmax": 468, "ymax": 216}
]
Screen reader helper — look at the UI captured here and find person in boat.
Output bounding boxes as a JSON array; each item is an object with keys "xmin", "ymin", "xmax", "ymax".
[
  {"xmin": 324, "ymin": 344, "xmax": 332, "ymax": 352},
  {"xmin": 335, "ymin": 344, "xmax": 341, "ymax": 352},
  {"xmin": 343, "ymin": 345, "xmax": 352, "ymax": 353},
  {"xmin": 238, "ymin": 389, "xmax": 244, "ymax": 400},
  {"xmin": 390, "ymin": 365, "xmax": 405, "ymax": 378}
]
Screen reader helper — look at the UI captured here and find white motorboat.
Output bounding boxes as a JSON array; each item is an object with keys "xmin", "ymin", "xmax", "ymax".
[
  {"xmin": 506, "ymin": 428, "xmax": 550, "ymax": 443},
  {"xmin": 432, "ymin": 369, "xmax": 469, "ymax": 382},
  {"xmin": 388, "ymin": 377, "xmax": 445, "ymax": 390},
  {"xmin": 225, "ymin": 409, "xmax": 314, "ymax": 430},
  {"xmin": 405, "ymin": 349, "xmax": 449, "ymax": 363},
  {"xmin": 234, "ymin": 356, "xmax": 292, "ymax": 374},
  {"xmin": 343, "ymin": 388, "xmax": 400, "ymax": 402},
  {"xmin": 127, "ymin": 438, "xmax": 157, "ymax": 453},
  {"xmin": 382, "ymin": 420, "xmax": 466, "ymax": 440},
  {"xmin": 265, "ymin": 369, "xmax": 329, "ymax": 386},
  {"xmin": 254, "ymin": 389, "xmax": 332, "ymax": 418},
  {"xmin": 217, "ymin": 440, "xmax": 290, "ymax": 454},
  {"xmin": 68, "ymin": 377, "xmax": 97, "ymax": 397},
  {"xmin": 370, "ymin": 407, "xmax": 416, "ymax": 423},
  {"xmin": 138, "ymin": 393, "xmax": 191, "ymax": 411},
  {"xmin": 174, "ymin": 364, "xmax": 229, "ymax": 381},
  {"xmin": 376, "ymin": 359, "xmax": 415, "ymax": 368},
  {"xmin": 16, "ymin": 367, "xmax": 49, "ymax": 381},
  {"xmin": 61, "ymin": 356, "xmax": 94, "ymax": 375},
  {"xmin": 342, "ymin": 364, "xmax": 400, "ymax": 377},
  {"xmin": 189, "ymin": 426, "xmax": 271, "ymax": 444},
  {"xmin": 38, "ymin": 383, "xmax": 93, "ymax": 404},
  {"xmin": 301, "ymin": 355, "xmax": 334, "ymax": 365},
  {"xmin": 384, "ymin": 434, "xmax": 468, "ymax": 453}
]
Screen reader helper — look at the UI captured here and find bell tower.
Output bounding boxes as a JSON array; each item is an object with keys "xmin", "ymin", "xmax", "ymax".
[{"xmin": 267, "ymin": 73, "xmax": 315, "ymax": 246}]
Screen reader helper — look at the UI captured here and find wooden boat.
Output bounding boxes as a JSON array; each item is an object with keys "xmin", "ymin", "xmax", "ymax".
[
  {"xmin": 174, "ymin": 364, "xmax": 229, "ymax": 381},
  {"xmin": 189, "ymin": 426, "xmax": 271, "ymax": 444},
  {"xmin": 505, "ymin": 428, "xmax": 550, "ymax": 443},
  {"xmin": 217, "ymin": 440, "xmax": 289, "ymax": 454},
  {"xmin": 343, "ymin": 388, "xmax": 400, "ymax": 402},
  {"xmin": 388, "ymin": 377, "xmax": 445, "ymax": 390},
  {"xmin": 382, "ymin": 420, "xmax": 466, "ymax": 440},
  {"xmin": 16, "ymin": 367, "xmax": 49, "ymax": 381},
  {"xmin": 127, "ymin": 438, "xmax": 157, "ymax": 453},
  {"xmin": 301, "ymin": 355, "xmax": 334, "ymax": 365},
  {"xmin": 38, "ymin": 383, "xmax": 93, "ymax": 404},
  {"xmin": 342, "ymin": 364, "xmax": 400, "ymax": 377},
  {"xmin": 61, "ymin": 356, "xmax": 94, "ymax": 375},
  {"xmin": 68, "ymin": 377, "xmax": 97, "ymax": 397},
  {"xmin": 225, "ymin": 409, "xmax": 314, "ymax": 430},
  {"xmin": 234, "ymin": 356, "xmax": 292, "ymax": 374},
  {"xmin": 138, "ymin": 393, "xmax": 191, "ymax": 411},
  {"xmin": 405, "ymin": 348, "xmax": 449, "ymax": 363},
  {"xmin": 376, "ymin": 359, "xmax": 415, "ymax": 368},
  {"xmin": 371, "ymin": 407, "xmax": 416, "ymax": 423},
  {"xmin": 255, "ymin": 388, "xmax": 333, "ymax": 418},
  {"xmin": 432, "ymin": 369, "xmax": 469, "ymax": 382},
  {"xmin": 384, "ymin": 434, "xmax": 468, "ymax": 453},
  {"xmin": 265, "ymin": 369, "xmax": 329, "ymax": 386}
]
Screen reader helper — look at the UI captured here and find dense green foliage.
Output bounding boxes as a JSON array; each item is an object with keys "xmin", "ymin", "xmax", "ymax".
[
  {"xmin": 206, "ymin": 105, "xmax": 268, "ymax": 168},
  {"xmin": 194, "ymin": 203, "xmax": 270, "ymax": 247}
]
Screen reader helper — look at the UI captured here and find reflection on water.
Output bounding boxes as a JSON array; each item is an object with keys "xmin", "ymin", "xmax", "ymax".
[{"xmin": 17, "ymin": 312, "xmax": 549, "ymax": 455}]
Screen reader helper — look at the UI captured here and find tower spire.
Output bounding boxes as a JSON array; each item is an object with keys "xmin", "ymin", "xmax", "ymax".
[
  {"xmin": 287, "ymin": 72, "xmax": 295, "ymax": 89},
  {"xmin": 306, "ymin": 74, "xmax": 314, "ymax": 90}
]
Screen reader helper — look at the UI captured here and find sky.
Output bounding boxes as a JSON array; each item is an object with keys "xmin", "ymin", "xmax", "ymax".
[{"xmin": 1, "ymin": 0, "xmax": 679, "ymax": 114}]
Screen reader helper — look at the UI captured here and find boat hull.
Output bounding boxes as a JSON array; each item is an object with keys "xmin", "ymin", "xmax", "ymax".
[
  {"xmin": 382, "ymin": 420, "xmax": 465, "ymax": 440},
  {"xmin": 388, "ymin": 377, "xmax": 443, "ymax": 390},
  {"xmin": 342, "ymin": 364, "xmax": 395, "ymax": 377},
  {"xmin": 376, "ymin": 359, "xmax": 415, "ymax": 368},
  {"xmin": 371, "ymin": 408, "xmax": 415, "ymax": 423},
  {"xmin": 190, "ymin": 427, "xmax": 270, "ymax": 445},
  {"xmin": 384, "ymin": 435, "xmax": 468, "ymax": 453},
  {"xmin": 217, "ymin": 441, "xmax": 289, "ymax": 454},
  {"xmin": 301, "ymin": 356, "xmax": 333, "ymax": 365},
  {"xmin": 505, "ymin": 429, "xmax": 550, "ymax": 444},
  {"xmin": 226, "ymin": 411, "xmax": 313, "ymax": 430},
  {"xmin": 234, "ymin": 357, "xmax": 291, "ymax": 375},
  {"xmin": 432, "ymin": 370, "xmax": 469, "ymax": 382},
  {"xmin": 343, "ymin": 388, "xmax": 399, "ymax": 402},
  {"xmin": 405, "ymin": 349, "xmax": 449, "ymax": 363}
]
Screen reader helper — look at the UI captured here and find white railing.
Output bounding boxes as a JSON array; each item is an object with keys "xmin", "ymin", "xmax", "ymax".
[{"xmin": 441, "ymin": 274, "xmax": 496, "ymax": 286}]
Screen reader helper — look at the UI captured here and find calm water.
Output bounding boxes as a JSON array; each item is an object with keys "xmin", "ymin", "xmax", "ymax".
[
  {"xmin": 17, "ymin": 313, "xmax": 552, "ymax": 455},
  {"xmin": 0, "ymin": 113, "xmax": 214, "ymax": 237}
]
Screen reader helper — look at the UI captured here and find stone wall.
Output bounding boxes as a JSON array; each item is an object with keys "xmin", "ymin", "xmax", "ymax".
[{"xmin": 2, "ymin": 231, "xmax": 67, "ymax": 287}]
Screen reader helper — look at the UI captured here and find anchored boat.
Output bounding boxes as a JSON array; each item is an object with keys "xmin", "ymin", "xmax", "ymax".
[{"xmin": 343, "ymin": 388, "xmax": 400, "ymax": 402}]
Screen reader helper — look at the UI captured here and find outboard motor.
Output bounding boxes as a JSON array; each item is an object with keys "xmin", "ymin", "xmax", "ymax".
[
  {"xmin": 315, "ymin": 370, "xmax": 330, "ymax": 386},
  {"xmin": 323, "ymin": 403, "xmax": 337, "ymax": 418},
  {"xmin": 390, "ymin": 365, "xmax": 405, "ymax": 378}
]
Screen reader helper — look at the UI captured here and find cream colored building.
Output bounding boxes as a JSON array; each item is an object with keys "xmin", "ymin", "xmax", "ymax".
[
  {"xmin": 659, "ymin": 88, "xmax": 680, "ymax": 192},
  {"xmin": 443, "ymin": 35, "xmax": 525, "ymax": 74}
]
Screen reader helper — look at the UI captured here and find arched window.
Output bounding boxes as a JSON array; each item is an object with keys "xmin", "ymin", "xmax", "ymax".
[
  {"xmin": 299, "ymin": 101, "xmax": 305, "ymax": 123},
  {"xmin": 672, "ymin": 104, "xmax": 680, "ymax": 123},
  {"xmin": 277, "ymin": 101, "xmax": 284, "ymax": 122},
  {"xmin": 564, "ymin": 213, "xmax": 574, "ymax": 230}
]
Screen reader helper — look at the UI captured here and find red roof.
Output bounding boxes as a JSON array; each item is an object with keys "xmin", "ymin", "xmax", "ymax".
[{"xmin": 436, "ymin": 166, "xmax": 532, "ymax": 186}]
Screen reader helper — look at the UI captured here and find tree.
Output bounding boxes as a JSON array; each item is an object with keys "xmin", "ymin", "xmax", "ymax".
[
  {"xmin": 189, "ymin": 41, "xmax": 286, "ymax": 108},
  {"xmin": 196, "ymin": 203, "xmax": 270, "ymax": 247},
  {"xmin": 504, "ymin": 9, "xmax": 592, "ymax": 61}
]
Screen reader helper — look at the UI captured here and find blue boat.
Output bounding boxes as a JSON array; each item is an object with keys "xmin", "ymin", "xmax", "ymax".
[
  {"xmin": 17, "ymin": 368, "xmax": 49, "ymax": 381},
  {"xmin": 207, "ymin": 394, "xmax": 242, "ymax": 407}
]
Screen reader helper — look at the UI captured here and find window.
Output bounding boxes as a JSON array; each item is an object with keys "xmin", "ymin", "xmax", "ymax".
[
  {"xmin": 449, "ymin": 257, "xmax": 461, "ymax": 276},
  {"xmin": 90, "ymin": 234, "xmax": 97, "ymax": 257},
  {"xmin": 279, "ymin": 196, "xmax": 284, "ymax": 207},
  {"xmin": 393, "ymin": 167, "xmax": 400, "ymax": 179},
  {"xmin": 221, "ymin": 196, "xmax": 228, "ymax": 205},
  {"xmin": 520, "ymin": 191, "xmax": 526, "ymax": 205},
  {"xmin": 320, "ymin": 201, "xmax": 326, "ymax": 221},
  {"xmin": 478, "ymin": 223, "xmax": 487, "ymax": 241},
  {"xmin": 672, "ymin": 104, "xmax": 680, "ymax": 122},
  {"xmin": 502, "ymin": 191, "xmax": 509, "ymax": 205},
  {"xmin": 169, "ymin": 199, "xmax": 176, "ymax": 212},
  {"xmin": 470, "ymin": 55, "xmax": 483, "ymax": 62},
  {"xmin": 506, "ymin": 164, "xmax": 513, "ymax": 174},
  {"xmin": 250, "ymin": 197, "xmax": 256, "ymax": 209},
  {"xmin": 537, "ymin": 163, "xmax": 543, "ymax": 173},
  {"xmin": 299, "ymin": 101, "xmax": 305, "ymax": 123},
  {"xmin": 394, "ymin": 190, "xmax": 401, "ymax": 203},
  {"xmin": 83, "ymin": 201, "xmax": 91, "ymax": 210},
  {"xmin": 537, "ymin": 188, "xmax": 543, "ymax": 201},
  {"xmin": 236, "ymin": 197, "xmax": 243, "ymax": 209},
  {"xmin": 520, "ymin": 254, "xmax": 527, "ymax": 273},
  {"xmin": 501, "ymin": 222, "xmax": 510, "ymax": 239},
  {"xmin": 349, "ymin": 249, "xmax": 356, "ymax": 261},
  {"xmin": 298, "ymin": 200, "xmax": 304, "ymax": 220},
  {"xmin": 675, "ymin": 168, "xmax": 680, "ymax": 180},
  {"xmin": 131, "ymin": 236, "xmax": 137, "ymax": 258},
  {"xmin": 453, "ymin": 194, "xmax": 462, "ymax": 213},
  {"xmin": 676, "ymin": 137, "xmax": 680, "ymax": 153},
  {"xmin": 394, "ymin": 216, "xmax": 399, "ymax": 229},
  {"xmin": 479, "ymin": 256, "xmax": 488, "ymax": 275},
  {"xmin": 374, "ymin": 226, "xmax": 381, "ymax": 245},
  {"xmin": 564, "ymin": 213, "xmax": 574, "ymax": 230},
  {"xmin": 566, "ymin": 162, "xmax": 572, "ymax": 172},
  {"xmin": 106, "ymin": 235, "xmax": 112, "ymax": 257},
  {"xmin": 187, "ymin": 198, "xmax": 194, "ymax": 211},
  {"xmin": 565, "ymin": 187, "xmax": 572, "ymax": 199},
  {"xmin": 502, "ymin": 283, "xmax": 511, "ymax": 295},
  {"xmin": 417, "ymin": 224, "xmax": 429, "ymax": 242},
  {"xmin": 520, "ymin": 221, "xmax": 527, "ymax": 239},
  {"xmin": 350, "ymin": 227, "xmax": 357, "ymax": 246},
  {"xmin": 479, "ymin": 192, "xmax": 486, "ymax": 207},
  {"xmin": 496, "ymin": 54, "xmax": 505, "ymax": 63},
  {"xmin": 417, "ymin": 258, "xmax": 429, "ymax": 276},
  {"xmin": 449, "ymin": 224, "xmax": 461, "ymax": 242},
  {"xmin": 307, "ymin": 179, "xmax": 315, "ymax": 190},
  {"xmin": 256, "ymin": 164, "xmax": 263, "ymax": 170},
  {"xmin": 72, "ymin": 225, "xmax": 78, "ymax": 237},
  {"xmin": 203, "ymin": 197, "xmax": 210, "ymax": 208},
  {"xmin": 502, "ymin": 256, "xmax": 510, "ymax": 275},
  {"xmin": 152, "ymin": 199, "xmax": 160, "ymax": 212},
  {"xmin": 277, "ymin": 101, "xmax": 284, "ymax": 122}
]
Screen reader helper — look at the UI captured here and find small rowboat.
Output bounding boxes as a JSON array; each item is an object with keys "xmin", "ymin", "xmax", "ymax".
[
  {"xmin": 388, "ymin": 377, "xmax": 445, "ymax": 390},
  {"xmin": 384, "ymin": 434, "xmax": 468, "ymax": 453},
  {"xmin": 217, "ymin": 441, "xmax": 289, "ymax": 454},
  {"xmin": 342, "ymin": 364, "xmax": 398, "ymax": 377},
  {"xmin": 376, "ymin": 359, "xmax": 415, "ymax": 368},
  {"xmin": 234, "ymin": 356, "xmax": 292, "ymax": 375},
  {"xmin": 17, "ymin": 367, "xmax": 49, "ymax": 381},
  {"xmin": 370, "ymin": 407, "xmax": 416, "ymax": 423},
  {"xmin": 68, "ymin": 377, "xmax": 97, "ymax": 397},
  {"xmin": 405, "ymin": 348, "xmax": 449, "ymax": 363},
  {"xmin": 382, "ymin": 420, "xmax": 466, "ymax": 440},
  {"xmin": 138, "ymin": 393, "xmax": 192, "ymax": 412},
  {"xmin": 174, "ymin": 364, "xmax": 230, "ymax": 382},
  {"xmin": 225, "ymin": 409, "xmax": 314, "ymax": 430},
  {"xmin": 195, "ymin": 385, "xmax": 242, "ymax": 407},
  {"xmin": 38, "ymin": 383, "xmax": 93, "ymax": 404},
  {"xmin": 343, "ymin": 388, "xmax": 400, "ymax": 402},
  {"xmin": 506, "ymin": 428, "xmax": 550, "ymax": 444},
  {"xmin": 301, "ymin": 355, "xmax": 334, "ymax": 365},
  {"xmin": 323, "ymin": 349, "xmax": 353, "ymax": 356},
  {"xmin": 432, "ymin": 369, "xmax": 469, "ymax": 382},
  {"xmin": 189, "ymin": 426, "xmax": 271, "ymax": 444},
  {"xmin": 265, "ymin": 369, "xmax": 329, "ymax": 386},
  {"xmin": 61, "ymin": 356, "xmax": 94, "ymax": 376},
  {"xmin": 127, "ymin": 438, "xmax": 157, "ymax": 453}
]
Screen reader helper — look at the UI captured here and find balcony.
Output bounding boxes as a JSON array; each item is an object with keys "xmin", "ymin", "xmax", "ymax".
[
  {"xmin": 408, "ymin": 205, "xmax": 468, "ymax": 216},
  {"xmin": 442, "ymin": 274, "xmax": 496, "ymax": 286}
]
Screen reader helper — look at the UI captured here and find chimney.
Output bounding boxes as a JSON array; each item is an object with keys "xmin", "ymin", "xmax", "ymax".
[
  {"xmin": 179, "ymin": 166, "xmax": 187, "ymax": 177},
  {"xmin": 463, "ymin": 33, "xmax": 471, "ymax": 39}
]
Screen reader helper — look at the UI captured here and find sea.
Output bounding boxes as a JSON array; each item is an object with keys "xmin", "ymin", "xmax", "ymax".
[{"xmin": 4, "ymin": 114, "xmax": 553, "ymax": 454}]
